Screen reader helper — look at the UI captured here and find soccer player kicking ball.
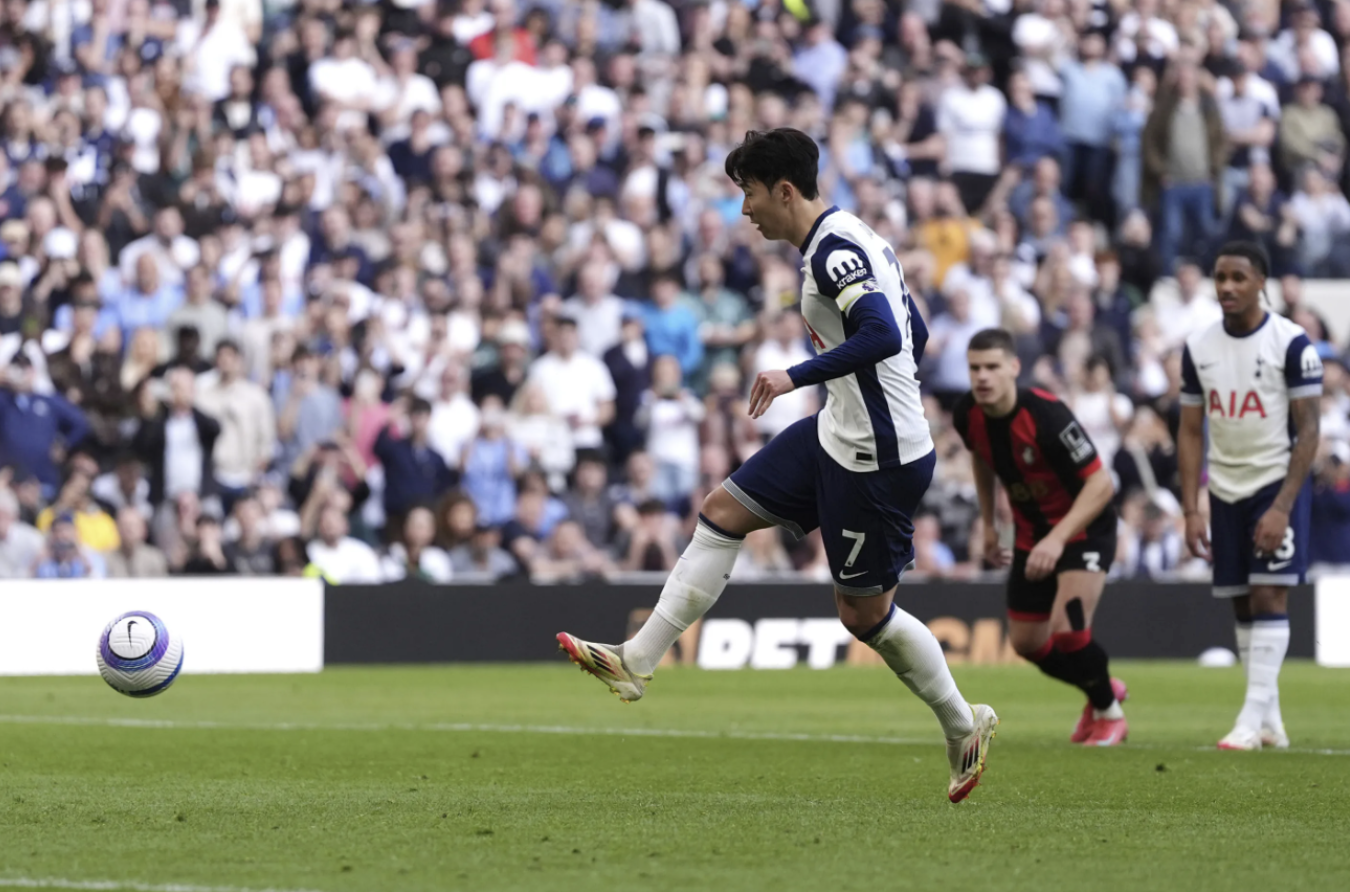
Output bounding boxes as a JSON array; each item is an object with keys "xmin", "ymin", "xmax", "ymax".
[
  {"xmin": 557, "ymin": 129, "xmax": 998, "ymax": 803},
  {"xmin": 1178, "ymin": 241, "xmax": 1322, "ymax": 751},
  {"xmin": 952, "ymin": 329, "xmax": 1129, "ymax": 746}
]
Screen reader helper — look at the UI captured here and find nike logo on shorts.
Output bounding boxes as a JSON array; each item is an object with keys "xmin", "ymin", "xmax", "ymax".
[
  {"xmin": 839, "ymin": 570, "xmax": 867, "ymax": 580},
  {"xmin": 1267, "ymin": 560, "xmax": 1292, "ymax": 570}
]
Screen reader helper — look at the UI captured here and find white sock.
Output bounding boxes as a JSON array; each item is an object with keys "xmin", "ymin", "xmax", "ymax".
[
  {"xmin": 1094, "ymin": 702, "xmax": 1124, "ymax": 720},
  {"xmin": 1234, "ymin": 616, "xmax": 1290, "ymax": 734},
  {"xmin": 1235, "ymin": 621, "xmax": 1252, "ymax": 672},
  {"xmin": 863, "ymin": 603, "xmax": 975, "ymax": 739},
  {"xmin": 620, "ymin": 518, "xmax": 743, "ymax": 676}
]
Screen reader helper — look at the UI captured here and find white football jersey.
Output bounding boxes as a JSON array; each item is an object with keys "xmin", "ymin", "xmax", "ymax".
[
  {"xmin": 1180, "ymin": 312, "xmax": 1323, "ymax": 503},
  {"xmin": 798, "ymin": 208, "xmax": 934, "ymax": 473}
]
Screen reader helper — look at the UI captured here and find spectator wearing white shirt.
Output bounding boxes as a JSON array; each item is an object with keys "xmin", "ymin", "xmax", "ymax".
[
  {"xmin": 427, "ymin": 361, "xmax": 481, "ymax": 468},
  {"xmin": 1114, "ymin": 0, "xmax": 1179, "ymax": 68},
  {"xmin": 566, "ymin": 259, "xmax": 626, "ymax": 358},
  {"xmin": 636, "ymin": 355, "xmax": 705, "ymax": 506},
  {"xmin": 307, "ymin": 502, "xmax": 381, "ymax": 584},
  {"xmin": 1154, "ymin": 259, "xmax": 1222, "ymax": 351},
  {"xmin": 527, "ymin": 316, "xmax": 616, "ymax": 452},
  {"xmin": 1288, "ymin": 165, "xmax": 1350, "ymax": 276},
  {"xmin": 937, "ymin": 53, "xmax": 1006, "ymax": 215},
  {"xmin": 309, "ymin": 30, "xmax": 379, "ymax": 131},
  {"xmin": 751, "ymin": 311, "xmax": 815, "ymax": 439},
  {"xmin": 0, "ymin": 488, "xmax": 43, "ymax": 578},
  {"xmin": 1215, "ymin": 58, "xmax": 1280, "ymax": 216},
  {"xmin": 1269, "ymin": 2, "xmax": 1340, "ymax": 83},
  {"xmin": 926, "ymin": 289, "xmax": 984, "ymax": 405},
  {"xmin": 180, "ymin": 0, "xmax": 257, "ymax": 102},
  {"xmin": 119, "ymin": 206, "xmax": 200, "ymax": 289},
  {"xmin": 377, "ymin": 40, "xmax": 442, "ymax": 129},
  {"xmin": 194, "ymin": 340, "xmax": 276, "ymax": 501},
  {"xmin": 381, "ymin": 505, "xmax": 453, "ymax": 583}
]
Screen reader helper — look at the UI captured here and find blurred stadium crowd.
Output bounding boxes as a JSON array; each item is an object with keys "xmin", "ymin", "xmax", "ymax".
[{"xmin": 0, "ymin": 0, "xmax": 1349, "ymax": 584}]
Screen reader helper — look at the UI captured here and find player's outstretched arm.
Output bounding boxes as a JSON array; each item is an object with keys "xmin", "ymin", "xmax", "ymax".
[
  {"xmin": 1177, "ymin": 403, "xmax": 1211, "ymax": 561},
  {"xmin": 1254, "ymin": 397, "xmax": 1320, "ymax": 555},
  {"xmin": 1025, "ymin": 467, "xmax": 1115, "ymax": 581},
  {"xmin": 786, "ymin": 292, "xmax": 903, "ymax": 388},
  {"xmin": 750, "ymin": 292, "xmax": 903, "ymax": 419}
]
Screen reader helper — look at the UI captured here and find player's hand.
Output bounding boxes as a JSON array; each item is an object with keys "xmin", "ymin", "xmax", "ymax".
[
  {"xmin": 1253, "ymin": 507, "xmax": 1289, "ymax": 557},
  {"xmin": 983, "ymin": 524, "xmax": 1011, "ymax": 569},
  {"xmin": 1184, "ymin": 512, "xmax": 1211, "ymax": 562},
  {"xmin": 748, "ymin": 369, "xmax": 796, "ymax": 419},
  {"xmin": 1025, "ymin": 535, "xmax": 1064, "ymax": 581}
]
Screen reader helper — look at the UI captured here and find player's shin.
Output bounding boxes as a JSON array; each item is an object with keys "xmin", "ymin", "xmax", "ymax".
[
  {"xmin": 619, "ymin": 516, "xmax": 744, "ymax": 676},
  {"xmin": 1234, "ymin": 613, "xmax": 1290, "ymax": 733},
  {"xmin": 860, "ymin": 602, "xmax": 975, "ymax": 738},
  {"xmin": 1051, "ymin": 630, "xmax": 1122, "ymax": 718}
]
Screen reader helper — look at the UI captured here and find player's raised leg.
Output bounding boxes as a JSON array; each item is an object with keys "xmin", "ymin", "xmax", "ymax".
[
  {"xmin": 557, "ymin": 487, "xmax": 760, "ymax": 700},
  {"xmin": 557, "ymin": 415, "xmax": 820, "ymax": 700}
]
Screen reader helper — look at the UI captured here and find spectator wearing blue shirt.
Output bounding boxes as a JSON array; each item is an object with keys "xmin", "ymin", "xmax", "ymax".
[
  {"xmin": 1004, "ymin": 71, "xmax": 1066, "ymax": 171},
  {"xmin": 1059, "ymin": 32, "xmax": 1128, "ymax": 224},
  {"xmin": 373, "ymin": 397, "xmax": 459, "ymax": 527},
  {"xmin": 0, "ymin": 353, "xmax": 90, "ymax": 497},
  {"xmin": 51, "ymin": 272, "xmax": 119, "ymax": 342},
  {"xmin": 461, "ymin": 398, "xmax": 529, "ymax": 528},
  {"xmin": 33, "ymin": 513, "xmax": 104, "ymax": 578},
  {"xmin": 1010, "ymin": 156, "xmax": 1076, "ymax": 235},
  {"xmin": 114, "ymin": 254, "xmax": 183, "ymax": 342},
  {"xmin": 641, "ymin": 273, "xmax": 703, "ymax": 382},
  {"xmin": 792, "ymin": 20, "xmax": 848, "ymax": 112}
]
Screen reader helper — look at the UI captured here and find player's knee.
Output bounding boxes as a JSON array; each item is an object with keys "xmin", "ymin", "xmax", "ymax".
[
  {"xmin": 1248, "ymin": 586, "xmax": 1289, "ymax": 616},
  {"xmin": 836, "ymin": 595, "xmax": 891, "ymax": 639},
  {"xmin": 1009, "ymin": 626, "xmax": 1050, "ymax": 658},
  {"xmin": 699, "ymin": 487, "xmax": 737, "ymax": 528}
]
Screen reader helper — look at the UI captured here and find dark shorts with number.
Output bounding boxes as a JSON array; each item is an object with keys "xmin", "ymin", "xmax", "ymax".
[
  {"xmin": 1006, "ymin": 533, "xmax": 1117, "ymax": 622},
  {"xmin": 724, "ymin": 415, "xmax": 935, "ymax": 596},
  {"xmin": 1210, "ymin": 478, "xmax": 1311, "ymax": 598}
]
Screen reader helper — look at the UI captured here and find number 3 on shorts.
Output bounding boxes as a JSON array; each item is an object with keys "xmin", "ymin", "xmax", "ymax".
[
  {"xmin": 842, "ymin": 530, "xmax": 866, "ymax": 568},
  {"xmin": 1083, "ymin": 551, "xmax": 1101, "ymax": 573}
]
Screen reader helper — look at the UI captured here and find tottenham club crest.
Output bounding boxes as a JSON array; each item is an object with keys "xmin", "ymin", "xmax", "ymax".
[{"xmin": 825, "ymin": 248, "xmax": 868, "ymax": 288}]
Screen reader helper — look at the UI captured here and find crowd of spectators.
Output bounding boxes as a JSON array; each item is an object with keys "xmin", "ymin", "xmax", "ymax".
[{"xmin": 0, "ymin": 0, "xmax": 1349, "ymax": 585}]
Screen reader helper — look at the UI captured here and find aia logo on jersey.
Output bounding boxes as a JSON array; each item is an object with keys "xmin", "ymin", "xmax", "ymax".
[
  {"xmin": 1208, "ymin": 390, "xmax": 1267, "ymax": 418},
  {"xmin": 825, "ymin": 249, "xmax": 868, "ymax": 288}
]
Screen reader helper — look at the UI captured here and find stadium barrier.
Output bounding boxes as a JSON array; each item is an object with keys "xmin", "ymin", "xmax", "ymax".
[
  {"xmin": 325, "ymin": 580, "xmax": 1320, "ymax": 667},
  {"xmin": 0, "ymin": 578, "xmax": 324, "ymax": 676},
  {"xmin": 7, "ymin": 577, "xmax": 1346, "ymax": 676}
]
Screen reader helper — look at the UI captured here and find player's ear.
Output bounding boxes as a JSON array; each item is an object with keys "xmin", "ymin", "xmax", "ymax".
[{"xmin": 1009, "ymin": 354, "xmax": 1022, "ymax": 378}]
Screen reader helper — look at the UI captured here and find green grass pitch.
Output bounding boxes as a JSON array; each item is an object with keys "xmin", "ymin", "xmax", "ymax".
[{"xmin": 1, "ymin": 662, "xmax": 1348, "ymax": 892}]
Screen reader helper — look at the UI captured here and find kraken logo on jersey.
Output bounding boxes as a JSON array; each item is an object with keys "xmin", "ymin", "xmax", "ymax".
[{"xmin": 825, "ymin": 249, "xmax": 868, "ymax": 287}]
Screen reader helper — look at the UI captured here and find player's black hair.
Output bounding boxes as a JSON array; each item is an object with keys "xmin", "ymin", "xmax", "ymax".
[
  {"xmin": 1214, "ymin": 240, "xmax": 1269, "ymax": 277},
  {"xmin": 724, "ymin": 129, "xmax": 820, "ymax": 200},
  {"xmin": 409, "ymin": 396, "xmax": 433, "ymax": 416},
  {"xmin": 967, "ymin": 327, "xmax": 1017, "ymax": 355}
]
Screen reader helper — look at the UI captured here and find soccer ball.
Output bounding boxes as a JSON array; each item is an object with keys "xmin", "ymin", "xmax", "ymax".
[{"xmin": 96, "ymin": 611, "xmax": 184, "ymax": 697}]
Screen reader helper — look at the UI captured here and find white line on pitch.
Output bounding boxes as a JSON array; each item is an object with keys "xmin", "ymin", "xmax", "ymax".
[
  {"xmin": 0, "ymin": 714, "xmax": 1346, "ymax": 756},
  {"xmin": 0, "ymin": 878, "xmax": 325, "ymax": 892},
  {"xmin": 0, "ymin": 713, "xmax": 927, "ymax": 745}
]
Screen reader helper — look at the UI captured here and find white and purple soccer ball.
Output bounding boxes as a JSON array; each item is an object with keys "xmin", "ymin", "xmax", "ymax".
[{"xmin": 96, "ymin": 611, "xmax": 184, "ymax": 697}]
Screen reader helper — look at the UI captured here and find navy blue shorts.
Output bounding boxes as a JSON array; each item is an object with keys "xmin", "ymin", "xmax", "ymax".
[
  {"xmin": 1210, "ymin": 478, "xmax": 1311, "ymax": 597},
  {"xmin": 724, "ymin": 415, "xmax": 935, "ymax": 595}
]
